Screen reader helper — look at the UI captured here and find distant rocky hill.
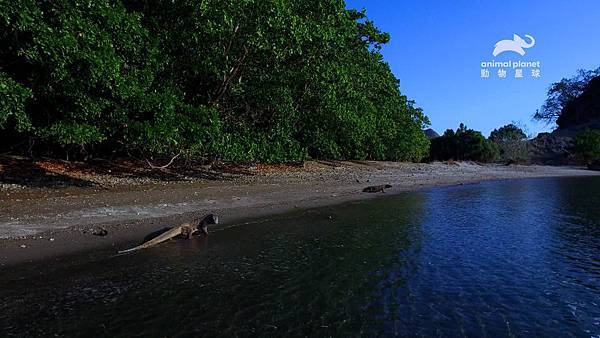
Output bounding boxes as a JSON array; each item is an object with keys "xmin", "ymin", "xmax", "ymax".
[
  {"xmin": 530, "ymin": 76, "xmax": 600, "ymax": 164},
  {"xmin": 528, "ymin": 132, "xmax": 576, "ymax": 164},
  {"xmin": 423, "ymin": 128, "xmax": 440, "ymax": 139}
]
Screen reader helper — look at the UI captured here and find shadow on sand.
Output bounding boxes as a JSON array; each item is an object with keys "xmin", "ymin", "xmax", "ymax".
[{"xmin": 0, "ymin": 155, "xmax": 255, "ymax": 189}]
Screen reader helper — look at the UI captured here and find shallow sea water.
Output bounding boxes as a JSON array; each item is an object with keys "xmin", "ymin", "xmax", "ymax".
[{"xmin": 1, "ymin": 177, "xmax": 599, "ymax": 337}]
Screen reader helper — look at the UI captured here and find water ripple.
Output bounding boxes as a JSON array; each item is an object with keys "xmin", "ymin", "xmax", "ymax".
[{"xmin": 1, "ymin": 177, "xmax": 599, "ymax": 336}]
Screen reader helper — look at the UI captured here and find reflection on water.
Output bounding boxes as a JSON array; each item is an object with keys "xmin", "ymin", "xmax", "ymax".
[{"xmin": 1, "ymin": 177, "xmax": 599, "ymax": 337}]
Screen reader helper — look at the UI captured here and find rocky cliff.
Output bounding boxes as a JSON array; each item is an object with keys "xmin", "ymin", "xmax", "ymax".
[
  {"xmin": 556, "ymin": 76, "xmax": 600, "ymax": 130},
  {"xmin": 528, "ymin": 132, "xmax": 576, "ymax": 164},
  {"xmin": 530, "ymin": 76, "xmax": 600, "ymax": 164}
]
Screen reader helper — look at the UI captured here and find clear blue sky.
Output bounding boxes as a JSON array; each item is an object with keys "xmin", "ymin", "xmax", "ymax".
[{"xmin": 346, "ymin": 0, "xmax": 600, "ymax": 137}]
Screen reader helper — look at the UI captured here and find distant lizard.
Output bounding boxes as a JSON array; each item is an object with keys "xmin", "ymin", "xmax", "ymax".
[
  {"xmin": 362, "ymin": 184, "xmax": 392, "ymax": 193},
  {"xmin": 118, "ymin": 214, "xmax": 218, "ymax": 254}
]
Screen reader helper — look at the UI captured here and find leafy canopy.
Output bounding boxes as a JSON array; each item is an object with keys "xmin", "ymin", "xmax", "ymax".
[
  {"xmin": 489, "ymin": 123, "xmax": 529, "ymax": 162},
  {"xmin": 573, "ymin": 129, "xmax": 600, "ymax": 163},
  {"xmin": 430, "ymin": 123, "xmax": 499, "ymax": 162},
  {"xmin": 0, "ymin": 0, "xmax": 429, "ymax": 163}
]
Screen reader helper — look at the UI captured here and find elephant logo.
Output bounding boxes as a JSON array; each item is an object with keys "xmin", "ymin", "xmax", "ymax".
[{"xmin": 492, "ymin": 34, "xmax": 535, "ymax": 57}]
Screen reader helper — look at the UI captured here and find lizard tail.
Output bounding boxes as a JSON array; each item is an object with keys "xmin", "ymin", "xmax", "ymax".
[
  {"xmin": 117, "ymin": 226, "xmax": 184, "ymax": 254},
  {"xmin": 117, "ymin": 246, "xmax": 141, "ymax": 254}
]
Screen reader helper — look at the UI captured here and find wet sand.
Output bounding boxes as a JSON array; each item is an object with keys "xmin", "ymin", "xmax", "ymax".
[{"xmin": 1, "ymin": 160, "xmax": 598, "ymax": 266}]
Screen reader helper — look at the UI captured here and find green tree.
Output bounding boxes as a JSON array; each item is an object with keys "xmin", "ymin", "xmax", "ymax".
[
  {"xmin": 573, "ymin": 129, "xmax": 600, "ymax": 164},
  {"xmin": 1, "ymin": 0, "xmax": 429, "ymax": 163},
  {"xmin": 489, "ymin": 123, "xmax": 529, "ymax": 162},
  {"xmin": 430, "ymin": 123, "xmax": 499, "ymax": 162}
]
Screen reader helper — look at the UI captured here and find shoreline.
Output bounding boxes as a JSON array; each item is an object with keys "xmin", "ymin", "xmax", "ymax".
[{"xmin": 1, "ymin": 161, "xmax": 598, "ymax": 266}]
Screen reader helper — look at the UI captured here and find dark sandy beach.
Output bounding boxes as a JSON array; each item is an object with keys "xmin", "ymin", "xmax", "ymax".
[{"xmin": 1, "ymin": 160, "xmax": 598, "ymax": 266}]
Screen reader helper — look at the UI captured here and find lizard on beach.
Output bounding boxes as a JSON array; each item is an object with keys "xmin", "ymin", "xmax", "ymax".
[
  {"xmin": 118, "ymin": 214, "xmax": 218, "ymax": 254},
  {"xmin": 362, "ymin": 184, "xmax": 392, "ymax": 193}
]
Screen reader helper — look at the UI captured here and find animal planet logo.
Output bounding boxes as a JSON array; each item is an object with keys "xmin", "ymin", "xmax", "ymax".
[
  {"xmin": 480, "ymin": 33, "xmax": 541, "ymax": 79},
  {"xmin": 493, "ymin": 34, "xmax": 535, "ymax": 56}
]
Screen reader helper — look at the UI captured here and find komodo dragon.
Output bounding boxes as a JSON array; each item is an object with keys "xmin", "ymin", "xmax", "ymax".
[
  {"xmin": 362, "ymin": 184, "xmax": 392, "ymax": 193},
  {"xmin": 118, "ymin": 214, "xmax": 218, "ymax": 254}
]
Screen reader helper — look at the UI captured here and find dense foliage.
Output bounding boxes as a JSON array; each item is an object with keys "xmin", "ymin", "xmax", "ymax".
[
  {"xmin": 534, "ymin": 67, "xmax": 600, "ymax": 126},
  {"xmin": 489, "ymin": 123, "xmax": 529, "ymax": 162},
  {"xmin": 573, "ymin": 129, "xmax": 600, "ymax": 163},
  {"xmin": 0, "ymin": 0, "xmax": 429, "ymax": 163},
  {"xmin": 429, "ymin": 124, "xmax": 499, "ymax": 162}
]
